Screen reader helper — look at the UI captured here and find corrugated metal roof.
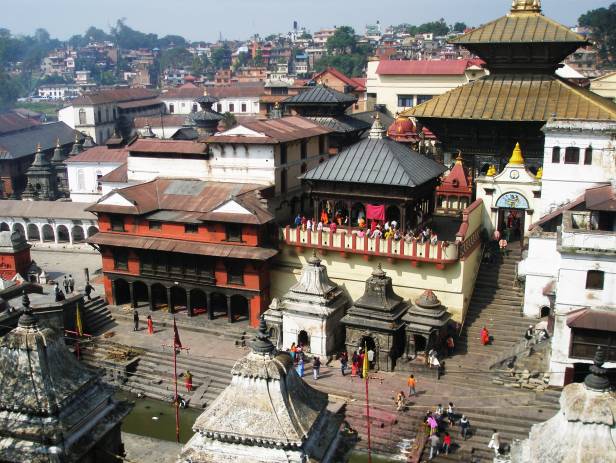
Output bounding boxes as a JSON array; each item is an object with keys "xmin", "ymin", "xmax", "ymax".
[
  {"xmin": 70, "ymin": 88, "xmax": 158, "ymax": 106},
  {"xmin": 302, "ymin": 137, "xmax": 445, "ymax": 187},
  {"xmin": 284, "ymin": 85, "xmax": 357, "ymax": 105},
  {"xmin": 99, "ymin": 163, "xmax": 127, "ymax": 183},
  {"xmin": 88, "ymin": 232, "xmax": 277, "ymax": 261},
  {"xmin": 0, "ymin": 122, "xmax": 77, "ymax": 160},
  {"xmin": 0, "ymin": 113, "xmax": 40, "ymax": 135},
  {"xmin": 307, "ymin": 116, "xmax": 371, "ymax": 133},
  {"xmin": 450, "ymin": 13, "xmax": 586, "ymax": 45},
  {"xmin": 403, "ymin": 75, "xmax": 616, "ymax": 122},
  {"xmin": 0, "ymin": 200, "xmax": 95, "ymax": 220}
]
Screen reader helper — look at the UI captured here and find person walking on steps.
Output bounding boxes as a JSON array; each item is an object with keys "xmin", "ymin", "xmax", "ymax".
[
  {"xmin": 460, "ymin": 415, "xmax": 470, "ymax": 440},
  {"xmin": 133, "ymin": 310, "xmax": 139, "ymax": 331},
  {"xmin": 407, "ymin": 374, "xmax": 417, "ymax": 397},
  {"xmin": 68, "ymin": 274, "xmax": 75, "ymax": 293},
  {"xmin": 428, "ymin": 433, "xmax": 440, "ymax": 460},
  {"xmin": 339, "ymin": 351, "xmax": 348, "ymax": 376},
  {"xmin": 488, "ymin": 430, "xmax": 501, "ymax": 456},
  {"xmin": 63, "ymin": 276, "xmax": 69, "ymax": 295},
  {"xmin": 442, "ymin": 432, "xmax": 452, "ymax": 455},
  {"xmin": 525, "ymin": 325, "xmax": 534, "ymax": 349},
  {"xmin": 312, "ymin": 356, "xmax": 321, "ymax": 380},
  {"xmin": 84, "ymin": 281, "xmax": 95, "ymax": 301},
  {"xmin": 184, "ymin": 370, "xmax": 193, "ymax": 392},
  {"xmin": 147, "ymin": 315, "xmax": 154, "ymax": 335}
]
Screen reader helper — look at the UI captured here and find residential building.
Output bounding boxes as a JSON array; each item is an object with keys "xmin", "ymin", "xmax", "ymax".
[
  {"xmin": 313, "ymin": 28, "xmax": 337, "ymax": 46},
  {"xmin": 37, "ymin": 84, "xmax": 80, "ymax": 100},
  {"xmin": 58, "ymin": 88, "xmax": 164, "ymax": 144},
  {"xmin": 160, "ymin": 83, "xmax": 203, "ymax": 115},
  {"xmin": 312, "ymin": 67, "xmax": 367, "ymax": 112},
  {"xmin": 65, "ymin": 145, "xmax": 129, "ymax": 202},
  {"xmin": 366, "ymin": 59, "xmax": 486, "ymax": 116},
  {"xmin": 209, "ymin": 83, "xmax": 265, "ymax": 116},
  {"xmin": 86, "ymin": 178, "xmax": 277, "ymax": 327}
]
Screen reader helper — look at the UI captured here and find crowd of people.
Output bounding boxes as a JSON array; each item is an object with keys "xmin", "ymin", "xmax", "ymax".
[{"xmin": 423, "ymin": 402, "xmax": 468, "ymax": 460}]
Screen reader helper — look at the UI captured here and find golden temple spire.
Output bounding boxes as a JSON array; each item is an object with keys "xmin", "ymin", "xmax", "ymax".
[
  {"xmin": 508, "ymin": 142, "xmax": 525, "ymax": 166},
  {"xmin": 511, "ymin": 0, "xmax": 541, "ymax": 14},
  {"xmin": 455, "ymin": 150, "xmax": 464, "ymax": 165},
  {"xmin": 486, "ymin": 165, "xmax": 497, "ymax": 177}
]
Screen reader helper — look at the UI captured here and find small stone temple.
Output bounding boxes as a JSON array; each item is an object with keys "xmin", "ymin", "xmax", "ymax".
[
  {"xmin": 189, "ymin": 94, "xmax": 223, "ymax": 136},
  {"xmin": 0, "ymin": 293, "xmax": 130, "ymax": 462},
  {"xmin": 179, "ymin": 317, "xmax": 342, "ymax": 463},
  {"xmin": 265, "ymin": 252, "xmax": 350, "ymax": 357},
  {"xmin": 401, "ymin": 290, "xmax": 451, "ymax": 362},
  {"xmin": 22, "ymin": 144, "xmax": 59, "ymax": 201},
  {"xmin": 341, "ymin": 264, "xmax": 408, "ymax": 372},
  {"xmin": 510, "ymin": 347, "xmax": 616, "ymax": 463}
]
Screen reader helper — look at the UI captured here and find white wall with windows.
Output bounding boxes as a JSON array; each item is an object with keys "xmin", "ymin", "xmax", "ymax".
[
  {"xmin": 59, "ymin": 102, "xmax": 118, "ymax": 143},
  {"xmin": 214, "ymin": 97, "xmax": 260, "ymax": 116},
  {"xmin": 161, "ymin": 97, "xmax": 199, "ymax": 115},
  {"xmin": 67, "ymin": 161, "xmax": 126, "ymax": 203}
]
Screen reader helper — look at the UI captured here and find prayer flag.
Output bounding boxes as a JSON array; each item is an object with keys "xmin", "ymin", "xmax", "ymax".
[
  {"xmin": 173, "ymin": 317, "xmax": 182, "ymax": 349},
  {"xmin": 75, "ymin": 306, "xmax": 83, "ymax": 337}
]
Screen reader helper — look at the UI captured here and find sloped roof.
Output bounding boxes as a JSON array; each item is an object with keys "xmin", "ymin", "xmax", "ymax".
[
  {"xmin": 0, "ymin": 200, "xmax": 95, "ymax": 220},
  {"xmin": 450, "ymin": 12, "xmax": 586, "ymax": 45},
  {"xmin": 128, "ymin": 139, "xmax": 207, "ymax": 155},
  {"xmin": 376, "ymin": 59, "xmax": 482, "ymax": 76},
  {"xmin": 70, "ymin": 88, "xmax": 158, "ymax": 106},
  {"xmin": 99, "ymin": 162, "xmax": 127, "ymax": 183},
  {"xmin": 404, "ymin": 74, "xmax": 616, "ymax": 122},
  {"xmin": 313, "ymin": 67, "xmax": 367, "ymax": 91},
  {"xmin": 65, "ymin": 146, "xmax": 128, "ymax": 164},
  {"xmin": 302, "ymin": 137, "xmax": 446, "ymax": 187},
  {"xmin": 567, "ymin": 307, "xmax": 616, "ymax": 331},
  {"xmin": 133, "ymin": 114, "xmax": 190, "ymax": 129},
  {"xmin": 307, "ymin": 115, "xmax": 371, "ymax": 133},
  {"xmin": 284, "ymin": 85, "xmax": 357, "ymax": 105},
  {"xmin": 0, "ymin": 122, "xmax": 76, "ymax": 160},
  {"xmin": 206, "ymin": 83, "xmax": 265, "ymax": 99},
  {"xmin": 0, "ymin": 113, "xmax": 40, "ymax": 135},
  {"xmin": 161, "ymin": 86, "xmax": 204, "ymax": 99},
  {"xmin": 585, "ymin": 184, "xmax": 616, "ymax": 211}
]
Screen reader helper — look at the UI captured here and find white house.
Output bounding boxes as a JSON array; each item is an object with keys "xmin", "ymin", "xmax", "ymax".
[
  {"xmin": 65, "ymin": 145, "xmax": 129, "ymax": 202},
  {"xmin": 366, "ymin": 59, "xmax": 487, "ymax": 115},
  {"xmin": 37, "ymin": 84, "xmax": 80, "ymax": 100},
  {"xmin": 208, "ymin": 84, "xmax": 264, "ymax": 116},
  {"xmin": 160, "ymin": 83, "xmax": 202, "ymax": 115},
  {"xmin": 540, "ymin": 119, "xmax": 616, "ymax": 216}
]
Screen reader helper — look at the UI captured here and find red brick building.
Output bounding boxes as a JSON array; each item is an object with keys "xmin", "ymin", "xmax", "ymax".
[
  {"xmin": 86, "ymin": 178, "xmax": 277, "ymax": 327},
  {"xmin": 0, "ymin": 231, "xmax": 31, "ymax": 281}
]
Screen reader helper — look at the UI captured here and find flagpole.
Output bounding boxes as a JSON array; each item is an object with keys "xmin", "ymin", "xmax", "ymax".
[
  {"xmin": 173, "ymin": 316, "xmax": 180, "ymax": 443},
  {"xmin": 364, "ymin": 343, "xmax": 372, "ymax": 463}
]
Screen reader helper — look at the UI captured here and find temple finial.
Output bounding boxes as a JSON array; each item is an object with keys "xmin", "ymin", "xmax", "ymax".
[
  {"xmin": 511, "ymin": 0, "xmax": 541, "ymax": 14},
  {"xmin": 508, "ymin": 142, "xmax": 525, "ymax": 166},
  {"xmin": 55, "ymin": 137, "xmax": 60, "ymax": 148}
]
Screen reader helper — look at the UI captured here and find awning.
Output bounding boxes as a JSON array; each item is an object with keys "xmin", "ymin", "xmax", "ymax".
[{"xmin": 567, "ymin": 308, "xmax": 616, "ymax": 332}]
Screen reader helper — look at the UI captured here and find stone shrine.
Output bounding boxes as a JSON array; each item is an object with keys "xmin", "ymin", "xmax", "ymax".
[
  {"xmin": 265, "ymin": 252, "xmax": 350, "ymax": 357},
  {"xmin": 401, "ymin": 290, "xmax": 451, "ymax": 361},
  {"xmin": 22, "ymin": 144, "xmax": 59, "ymax": 201},
  {"xmin": 189, "ymin": 94, "xmax": 223, "ymax": 136},
  {"xmin": 341, "ymin": 264, "xmax": 408, "ymax": 372},
  {"xmin": 51, "ymin": 138, "xmax": 69, "ymax": 198},
  {"xmin": 510, "ymin": 347, "xmax": 616, "ymax": 462},
  {"xmin": 179, "ymin": 317, "xmax": 341, "ymax": 463},
  {"xmin": 0, "ymin": 293, "xmax": 130, "ymax": 462}
]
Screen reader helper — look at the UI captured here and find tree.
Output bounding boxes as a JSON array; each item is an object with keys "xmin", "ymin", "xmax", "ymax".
[
  {"xmin": 579, "ymin": 3, "xmax": 616, "ymax": 63},
  {"xmin": 326, "ymin": 26, "xmax": 356, "ymax": 54},
  {"xmin": 159, "ymin": 47, "xmax": 193, "ymax": 70},
  {"xmin": 191, "ymin": 54, "xmax": 210, "ymax": 76},
  {"xmin": 211, "ymin": 45, "xmax": 231, "ymax": 70},
  {"xmin": 158, "ymin": 35, "xmax": 187, "ymax": 49},
  {"xmin": 221, "ymin": 112, "xmax": 237, "ymax": 130},
  {"xmin": 0, "ymin": 71, "xmax": 23, "ymax": 110},
  {"xmin": 84, "ymin": 26, "xmax": 111, "ymax": 43},
  {"xmin": 452, "ymin": 22, "xmax": 468, "ymax": 33}
]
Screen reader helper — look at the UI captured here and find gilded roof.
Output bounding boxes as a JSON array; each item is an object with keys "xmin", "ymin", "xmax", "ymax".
[
  {"xmin": 403, "ymin": 75, "xmax": 616, "ymax": 122},
  {"xmin": 450, "ymin": 12, "xmax": 586, "ymax": 45}
]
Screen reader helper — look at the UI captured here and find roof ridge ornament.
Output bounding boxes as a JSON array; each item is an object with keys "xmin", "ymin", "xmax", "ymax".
[
  {"xmin": 508, "ymin": 142, "xmax": 525, "ymax": 166},
  {"xmin": 511, "ymin": 0, "xmax": 541, "ymax": 14},
  {"xmin": 368, "ymin": 113, "xmax": 386, "ymax": 140}
]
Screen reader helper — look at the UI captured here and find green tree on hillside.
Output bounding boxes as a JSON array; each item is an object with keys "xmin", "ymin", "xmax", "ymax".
[
  {"xmin": 579, "ymin": 3, "xmax": 616, "ymax": 63},
  {"xmin": 326, "ymin": 26, "xmax": 357, "ymax": 54}
]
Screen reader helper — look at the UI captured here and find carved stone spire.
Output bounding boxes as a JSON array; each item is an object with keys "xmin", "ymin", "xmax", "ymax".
[
  {"xmin": 368, "ymin": 113, "xmax": 386, "ymax": 140},
  {"xmin": 584, "ymin": 346, "xmax": 610, "ymax": 392},
  {"xmin": 250, "ymin": 316, "xmax": 275, "ymax": 355}
]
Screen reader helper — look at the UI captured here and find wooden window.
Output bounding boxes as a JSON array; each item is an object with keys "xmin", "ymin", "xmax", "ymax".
[
  {"xmin": 78, "ymin": 108, "xmax": 86, "ymax": 125},
  {"xmin": 300, "ymin": 139, "xmax": 308, "ymax": 160},
  {"xmin": 110, "ymin": 215, "xmax": 125, "ymax": 232},
  {"xmin": 586, "ymin": 270, "xmax": 604, "ymax": 290},
  {"xmin": 280, "ymin": 143, "xmax": 287, "ymax": 164},
  {"xmin": 229, "ymin": 103, "xmax": 235, "ymax": 112},
  {"xmin": 184, "ymin": 223, "xmax": 199, "ymax": 234},
  {"xmin": 584, "ymin": 147, "xmax": 593, "ymax": 165},
  {"xmin": 241, "ymin": 103, "xmax": 247, "ymax": 112},
  {"xmin": 571, "ymin": 328, "xmax": 616, "ymax": 362},
  {"xmin": 169, "ymin": 103, "xmax": 175, "ymax": 114},
  {"xmin": 551, "ymin": 146, "xmax": 561, "ymax": 163},
  {"xmin": 564, "ymin": 147, "xmax": 580, "ymax": 164},
  {"xmin": 225, "ymin": 224, "xmax": 242, "ymax": 242},
  {"xmin": 140, "ymin": 252, "xmax": 153, "ymax": 272},
  {"xmin": 149, "ymin": 221, "xmax": 162, "ymax": 230},
  {"xmin": 397, "ymin": 95, "xmax": 413, "ymax": 107},
  {"xmin": 319, "ymin": 135, "xmax": 325, "ymax": 154},
  {"xmin": 227, "ymin": 262, "xmax": 244, "ymax": 285},
  {"xmin": 113, "ymin": 250, "xmax": 128, "ymax": 270}
]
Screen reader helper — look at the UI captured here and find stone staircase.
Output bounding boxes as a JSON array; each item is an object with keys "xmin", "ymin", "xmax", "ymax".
[
  {"xmin": 80, "ymin": 341, "xmax": 236, "ymax": 408},
  {"xmin": 82, "ymin": 296, "xmax": 117, "ymax": 335}
]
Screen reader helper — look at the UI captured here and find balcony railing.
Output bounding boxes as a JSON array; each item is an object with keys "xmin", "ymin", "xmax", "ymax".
[{"xmin": 560, "ymin": 229, "xmax": 616, "ymax": 253}]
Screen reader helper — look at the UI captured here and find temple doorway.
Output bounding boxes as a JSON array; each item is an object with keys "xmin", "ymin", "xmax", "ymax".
[
  {"xmin": 230, "ymin": 295, "xmax": 249, "ymax": 322},
  {"xmin": 113, "ymin": 279, "xmax": 130, "ymax": 306},
  {"xmin": 498, "ymin": 208, "xmax": 525, "ymax": 242},
  {"xmin": 414, "ymin": 334, "xmax": 427, "ymax": 353},
  {"xmin": 361, "ymin": 335, "xmax": 377, "ymax": 369},
  {"xmin": 298, "ymin": 330, "xmax": 310, "ymax": 348}
]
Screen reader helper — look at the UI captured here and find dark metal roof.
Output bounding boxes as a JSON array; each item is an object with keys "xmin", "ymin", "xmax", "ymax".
[
  {"xmin": 307, "ymin": 115, "xmax": 371, "ymax": 134},
  {"xmin": 302, "ymin": 137, "xmax": 445, "ymax": 187},
  {"xmin": 284, "ymin": 85, "xmax": 357, "ymax": 105},
  {"xmin": 0, "ymin": 122, "xmax": 76, "ymax": 160},
  {"xmin": 188, "ymin": 109, "xmax": 223, "ymax": 123},
  {"xmin": 352, "ymin": 111, "xmax": 395, "ymax": 129}
]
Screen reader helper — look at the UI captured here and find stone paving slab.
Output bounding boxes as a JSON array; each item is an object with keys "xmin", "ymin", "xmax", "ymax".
[{"xmin": 122, "ymin": 432, "xmax": 182, "ymax": 463}]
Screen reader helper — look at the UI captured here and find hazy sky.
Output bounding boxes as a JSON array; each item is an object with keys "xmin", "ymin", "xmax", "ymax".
[{"xmin": 2, "ymin": 0, "xmax": 612, "ymax": 42}]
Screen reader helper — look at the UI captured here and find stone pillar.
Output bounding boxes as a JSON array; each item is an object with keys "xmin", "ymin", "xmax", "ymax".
[
  {"xmin": 148, "ymin": 285, "xmax": 154, "ymax": 311},
  {"xmin": 129, "ymin": 282, "xmax": 136, "ymax": 308},
  {"xmin": 68, "ymin": 227, "xmax": 74, "ymax": 245},
  {"xmin": 226, "ymin": 294, "xmax": 233, "ymax": 323},
  {"xmin": 54, "ymin": 226, "xmax": 59, "ymax": 244},
  {"xmin": 206, "ymin": 293, "xmax": 213, "ymax": 320},
  {"xmin": 111, "ymin": 280, "xmax": 117, "ymax": 306},
  {"xmin": 167, "ymin": 287, "xmax": 173, "ymax": 314},
  {"xmin": 186, "ymin": 289, "xmax": 192, "ymax": 317},
  {"xmin": 313, "ymin": 198, "xmax": 319, "ymax": 222},
  {"xmin": 38, "ymin": 225, "xmax": 44, "ymax": 244},
  {"xmin": 347, "ymin": 201, "xmax": 353, "ymax": 231}
]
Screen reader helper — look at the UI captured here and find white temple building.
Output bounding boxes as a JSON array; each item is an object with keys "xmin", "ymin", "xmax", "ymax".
[
  {"xmin": 265, "ymin": 252, "xmax": 350, "ymax": 357},
  {"xmin": 178, "ymin": 317, "xmax": 342, "ymax": 463}
]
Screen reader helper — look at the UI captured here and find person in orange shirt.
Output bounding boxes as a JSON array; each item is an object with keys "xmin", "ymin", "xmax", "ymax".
[
  {"xmin": 407, "ymin": 374, "xmax": 417, "ymax": 396},
  {"xmin": 481, "ymin": 326, "xmax": 490, "ymax": 345},
  {"xmin": 320, "ymin": 210, "xmax": 328, "ymax": 225}
]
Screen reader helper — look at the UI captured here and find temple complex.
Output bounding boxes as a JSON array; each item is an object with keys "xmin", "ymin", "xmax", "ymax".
[
  {"xmin": 0, "ymin": 293, "xmax": 129, "ymax": 462},
  {"xmin": 179, "ymin": 317, "xmax": 341, "ymax": 462},
  {"xmin": 264, "ymin": 251, "xmax": 350, "ymax": 356},
  {"xmin": 403, "ymin": 0, "xmax": 616, "ymax": 173},
  {"xmin": 341, "ymin": 264, "xmax": 408, "ymax": 372}
]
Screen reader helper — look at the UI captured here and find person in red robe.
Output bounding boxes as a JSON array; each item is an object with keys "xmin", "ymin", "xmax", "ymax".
[
  {"xmin": 147, "ymin": 315, "xmax": 154, "ymax": 335},
  {"xmin": 320, "ymin": 210, "xmax": 329, "ymax": 225},
  {"xmin": 185, "ymin": 370, "xmax": 193, "ymax": 392},
  {"xmin": 481, "ymin": 326, "xmax": 490, "ymax": 345}
]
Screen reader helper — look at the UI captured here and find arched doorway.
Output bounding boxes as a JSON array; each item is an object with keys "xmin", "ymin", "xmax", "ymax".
[
  {"xmin": 360, "ymin": 335, "xmax": 377, "ymax": 370},
  {"xmin": 56, "ymin": 225, "xmax": 70, "ymax": 243},
  {"xmin": 230, "ymin": 295, "xmax": 249, "ymax": 322},
  {"xmin": 87, "ymin": 226, "xmax": 99, "ymax": 237},
  {"xmin": 170, "ymin": 286, "xmax": 187, "ymax": 314},
  {"xmin": 27, "ymin": 224, "xmax": 40, "ymax": 242},
  {"xmin": 414, "ymin": 334, "xmax": 427, "ymax": 353},
  {"xmin": 298, "ymin": 330, "xmax": 310, "ymax": 348},
  {"xmin": 496, "ymin": 192, "xmax": 529, "ymax": 242},
  {"xmin": 71, "ymin": 226, "xmax": 85, "ymax": 243},
  {"xmin": 0, "ymin": 222, "xmax": 9, "ymax": 232},
  {"xmin": 42, "ymin": 224, "xmax": 55, "ymax": 242},
  {"xmin": 151, "ymin": 283, "xmax": 167, "ymax": 311},
  {"xmin": 133, "ymin": 281, "xmax": 149, "ymax": 309},
  {"xmin": 12, "ymin": 223, "xmax": 25, "ymax": 238},
  {"xmin": 190, "ymin": 289, "xmax": 207, "ymax": 317},
  {"xmin": 113, "ymin": 279, "xmax": 131, "ymax": 306},
  {"xmin": 210, "ymin": 292, "xmax": 227, "ymax": 320}
]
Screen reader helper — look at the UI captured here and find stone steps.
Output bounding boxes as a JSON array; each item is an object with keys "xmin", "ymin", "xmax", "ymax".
[{"xmin": 82, "ymin": 297, "xmax": 117, "ymax": 335}]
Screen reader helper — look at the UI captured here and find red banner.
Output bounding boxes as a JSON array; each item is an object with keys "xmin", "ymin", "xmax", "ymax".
[{"xmin": 366, "ymin": 204, "xmax": 385, "ymax": 221}]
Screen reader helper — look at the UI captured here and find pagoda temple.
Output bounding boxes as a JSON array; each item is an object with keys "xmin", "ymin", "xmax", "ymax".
[
  {"xmin": 0, "ymin": 293, "xmax": 129, "ymax": 462},
  {"xmin": 403, "ymin": 0, "xmax": 616, "ymax": 174},
  {"xmin": 22, "ymin": 144, "xmax": 60, "ymax": 201},
  {"xmin": 190, "ymin": 94, "xmax": 223, "ymax": 137},
  {"xmin": 264, "ymin": 251, "xmax": 351, "ymax": 357},
  {"xmin": 179, "ymin": 317, "xmax": 341, "ymax": 463},
  {"xmin": 341, "ymin": 264, "xmax": 408, "ymax": 372},
  {"xmin": 50, "ymin": 138, "xmax": 69, "ymax": 198}
]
